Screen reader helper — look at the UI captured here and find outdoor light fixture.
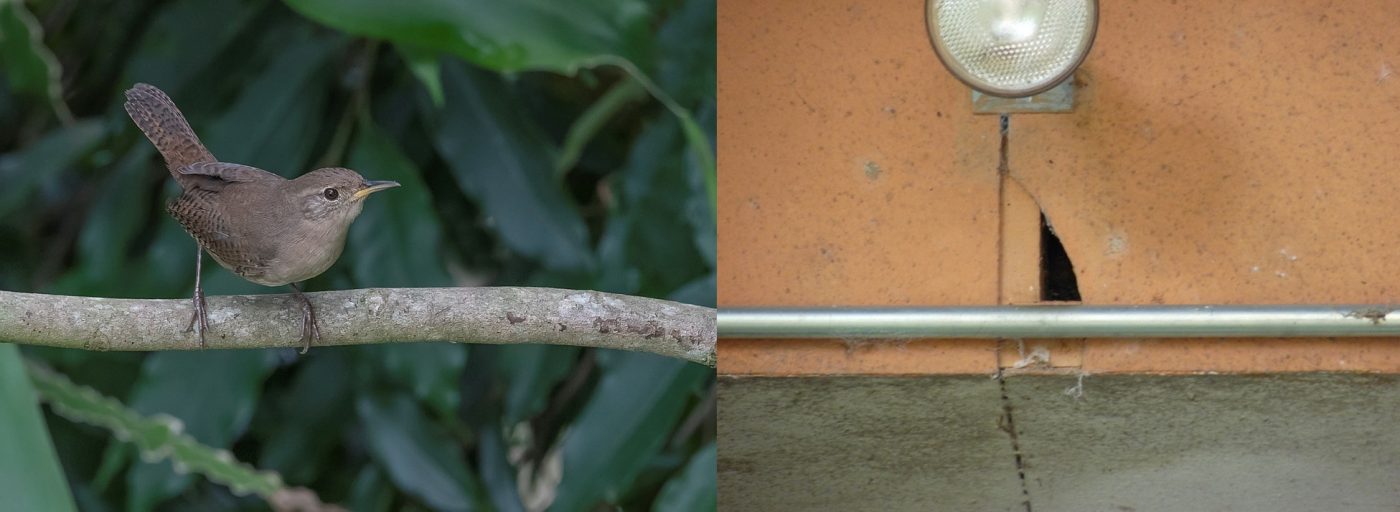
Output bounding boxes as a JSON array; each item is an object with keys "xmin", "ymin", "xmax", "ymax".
[{"xmin": 926, "ymin": 0, "xmax": 1098, "ymax": 98}]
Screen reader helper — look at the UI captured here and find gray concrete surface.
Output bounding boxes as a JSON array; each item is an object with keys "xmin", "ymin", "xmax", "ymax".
[
  {"xmin": 1009, "ymin": 373, "xmax": 1400, "ymax": 512},
  {"xmin": 719, "ymin": 373, "xmax": 1400, "ymax": 511},
  {"xmin": 718, "ymin": 376, "xmax": 1025, "ymax": 511}
]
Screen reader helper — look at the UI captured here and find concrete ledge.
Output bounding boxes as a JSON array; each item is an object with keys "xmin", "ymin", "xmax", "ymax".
[{"xmin": 720, "ymin": 373, "xmax": 1400, "ymax": 511}]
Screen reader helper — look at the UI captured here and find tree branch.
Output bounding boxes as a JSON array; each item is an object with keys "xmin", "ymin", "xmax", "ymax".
[{"xmin": 0, "ymin": 288, "xmax": 716, "ymax": 367}]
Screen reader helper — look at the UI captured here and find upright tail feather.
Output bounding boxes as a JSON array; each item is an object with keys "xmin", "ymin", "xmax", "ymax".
[{"xmin": 123, "ymin": 83, "xmax": 216, "ymax": 174}]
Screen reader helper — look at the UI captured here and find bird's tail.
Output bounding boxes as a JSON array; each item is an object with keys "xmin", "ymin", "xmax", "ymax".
[{"xmin": 123, "ymin": 83, "xmax": 216, "ymax": 173}]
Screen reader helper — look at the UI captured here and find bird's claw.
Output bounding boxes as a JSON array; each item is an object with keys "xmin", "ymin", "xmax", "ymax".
[
  {"xmin": 184, "ymin": 288, "xmax": 209, "ymax": 348},
  {"xmin": 297, "ymin": 294, "xmax": 320, "ymax": 354}
]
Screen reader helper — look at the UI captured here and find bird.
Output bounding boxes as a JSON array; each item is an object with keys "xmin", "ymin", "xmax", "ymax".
[{"xmin": 123, "ymin": 83, "xmax": 399, "ymax": 353}]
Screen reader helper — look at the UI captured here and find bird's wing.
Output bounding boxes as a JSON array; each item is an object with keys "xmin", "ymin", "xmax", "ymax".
[
  {"xmin": 175, "ymin": 162, "xmax": 285, "ymax": 192},
  {"xmin": 123, "ymin": 84, "xmax": 216, "ymax": 173},
  {"xmin": 167, "ymin": 186, "xmax": 276, "ymax": 281},
  {"xmin": 178, "ymin": 161, "xmax": 283, "ymax": 182}
]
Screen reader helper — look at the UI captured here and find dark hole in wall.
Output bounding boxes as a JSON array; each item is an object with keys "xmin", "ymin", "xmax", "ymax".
[{"xmin": 1041, "ymin": 213, "xmax": 1081, "ymax": 301}]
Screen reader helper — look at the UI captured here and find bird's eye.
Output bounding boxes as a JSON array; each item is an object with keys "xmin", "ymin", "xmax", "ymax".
[{"xmin": 323, "ymin": 188, "xmax": 339, "ymax": 200}]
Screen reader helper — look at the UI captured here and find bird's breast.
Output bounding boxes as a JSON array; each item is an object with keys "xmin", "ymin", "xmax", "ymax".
[{"xmin": 253, "ymin": 218, "xmax": 349, "ymax": 286}]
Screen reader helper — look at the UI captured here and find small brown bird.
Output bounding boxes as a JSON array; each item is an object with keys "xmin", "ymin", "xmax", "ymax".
[{"xmin": 123, "ymin": 83, "xmax": 399, "ymax": 352}]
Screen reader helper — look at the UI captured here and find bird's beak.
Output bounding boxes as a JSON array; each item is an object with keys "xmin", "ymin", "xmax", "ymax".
[{"xmin": 353, "ymin": 180, "xmax": 401, "ymax": 200}]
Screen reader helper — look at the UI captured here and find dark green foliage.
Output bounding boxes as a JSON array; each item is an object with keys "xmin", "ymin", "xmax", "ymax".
[
  {"xmin": 0, "ymin": 345, "xmax": 76, "ymax": 511},
  {"xmin": 0, "ymin": 0, "xmax": 716, "ymax": 510}
]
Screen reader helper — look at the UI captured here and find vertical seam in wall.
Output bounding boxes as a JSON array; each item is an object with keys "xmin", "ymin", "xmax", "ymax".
[
  {"xmin": 997, "ymin": 114, "xmax": 1009, "ymax": 306},
  {"xmin": 997, "ymin": 370, "xmax": 1034, "ymax": 512},
  {"xmin": 997, "ymin": 114, "xmax": 1034, "ymax": 512}
]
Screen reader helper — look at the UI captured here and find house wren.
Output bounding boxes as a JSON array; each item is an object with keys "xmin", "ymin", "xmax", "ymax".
[{"xmin": 123, "ymin": 83, "xmax": 399, "ymax": 353}]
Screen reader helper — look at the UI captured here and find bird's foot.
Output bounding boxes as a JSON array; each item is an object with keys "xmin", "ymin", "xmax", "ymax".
[
  {"xmin": 184, "ymin": 287, "xmax": 209, "ymax": 348},
  {"xmin": 296, "ymin": 293, "xmax": 320, "ymax": 354}
]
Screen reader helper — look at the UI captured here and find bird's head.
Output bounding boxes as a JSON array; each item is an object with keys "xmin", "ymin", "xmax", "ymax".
[{"xmin": 292, "ymin": 167, "xmax": 400, "ymax": 223}]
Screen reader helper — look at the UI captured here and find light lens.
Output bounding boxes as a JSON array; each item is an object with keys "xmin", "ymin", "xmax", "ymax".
[{"xmin": 927, "ymin": 0, "xmax": 1097, "ymax": 97}]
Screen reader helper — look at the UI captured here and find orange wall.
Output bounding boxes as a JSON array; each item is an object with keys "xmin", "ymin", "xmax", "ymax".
[{"xmin": 718, "ymin": 0, "xmax": 1400, "ymax": 375}]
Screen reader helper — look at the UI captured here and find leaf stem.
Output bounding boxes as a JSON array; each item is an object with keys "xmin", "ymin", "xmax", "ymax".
[
  {"xmin": 316, "ymin": 40, "xmax": 380, "ymax": 169},
  {"xmin": 607, "ymin": 59, "xmax": 716, "ymax": 217},
  {"xmin": 25, "ymin": 360, "xmax": 285, "ymax": 498},
  {"xmin": 554, "ymin": 77, "xmax": 647, "ymax": 178}
]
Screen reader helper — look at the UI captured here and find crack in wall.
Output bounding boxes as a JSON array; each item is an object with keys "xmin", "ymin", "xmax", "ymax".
[
  {"xmin": 997, "ymin": 369, "xmax": 1034, "ymax": 512},
  {"xmin": 996, "ymin": 114, "xmax": 1009, "ymax": 305},
  {"xmin": 997, "ymin": 115, "xmax": 1034, "ymax": 511},
  {"xmin": 998, "ymin": 117, "xmax": 1082, "ymax": 302}
]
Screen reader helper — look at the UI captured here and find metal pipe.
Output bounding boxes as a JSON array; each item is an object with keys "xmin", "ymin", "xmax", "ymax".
[{"xmin": 719, "ymin": 305, "xmax": 1400, "ymax": 339}]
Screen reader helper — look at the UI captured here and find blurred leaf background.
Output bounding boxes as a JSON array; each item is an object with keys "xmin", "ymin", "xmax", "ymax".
[{"xmin": 0, "ymin": 0, "xmax": 716, "ymax": 510}]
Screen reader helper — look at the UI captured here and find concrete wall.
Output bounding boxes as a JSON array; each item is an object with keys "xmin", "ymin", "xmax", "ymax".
[{"xmin": 719, "ymin": 374, "xmax": 1400, "ymax": 511}]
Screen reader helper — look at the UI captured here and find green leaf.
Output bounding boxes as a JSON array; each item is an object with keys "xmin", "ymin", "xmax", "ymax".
[
  {"xmin": 202, "ymin": 30, "xmax": 337, "ymax": 173},
  {"xmin": 0, "ymin": 345, "xmax": 77, "ymax": 512},
  {"xmin": 653, "ymin": 441, "xmax": 716, "ymax": 512},
  {"xmin": 70, "ymin": 480, "xmax": 115, "ymax": 512},
  {"xmin": 613, "ymin": 66, "xmax": 715, "ymax": 216},
  {"xmin": 433, "ymin": 61, "xmax": 591, "ymax": 271},
  {"xmin": 256, "ymin": 353, "xmax": 353, "ymax": 483},
  {"xmin": 27, "ymin": 360, "xmax": 285, "ymax": 501},
  {"xmin": 378, "ymin": 342, "xmax": 467, "ymax": 416},
  {"xmin": 555, "ymin": 77, "xmax": 646, "ymax": 176},
  {"xmin": 597, "ymin": 115, "xmax": 709, "ymax": 297},
  {"xmin": 668, "ymin": 272, "xmax": 715, "ymax": 309},
  {"xmin": 0, "ymin": 0, "xmax": 73, "ymax": 122},
  {"xmin": 124, "ymin": 351, "xmax": 279, "ymax": 512},
  {"xmin": 282, "ymin": 0, "xmax": 650, "ymax": 74},
  {"xmin": 346, "ymin": 118, "xmax": 452, "ymax": 287},
  {"xmin": 122, "ymin": 221, "xmax": 204, "ymax": 300},
  {"xmin": 398, "ymin": 44, "xmax": 445, "ymax": 107},
  {"xmin": 280, "ymin": 0, "xmax": 716, "ymax": 211},
  {"xmin": 66, "ymin": 145, "xmax": 156, "ymax": 290},
  {"xmin": 475, "ymin": 421, "xmax": 526, "ymax": 512},
  {"xmin": 550, "ymin": 352, "xmax": 707, "ymax": 512},
  {"xmin": 654, "ymin": 0, "xmax": 716, "ymax": 107},
  {"xmin": 685, "ymin": 101, "xmax": 717, "ymax": 266},
  {"xmin": 125, "ymin": 0, "xmax": 264, "ymax": 94},
  {"xmin": 357, "ymin": 392, "xmax": 487, "ymax": 512},
  {"xmin": 91, "ymin": 441, "xmax": 131, "ymax": 494},
  {"xmin": 0, "ymin": 120, "xmax": 105, "ymax": 219},
  {"xmin": 345, "ymin": 465, "xmax": 395, "ymax": 512},
  {"xmin": 495, "ymin": 345, "xmax": 579, "ymax": 425}
]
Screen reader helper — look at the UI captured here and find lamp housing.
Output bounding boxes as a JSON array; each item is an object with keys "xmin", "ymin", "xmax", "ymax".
[{"xmin": 926, "ymin": 0, "xmax": 1098, "ymax": 98}]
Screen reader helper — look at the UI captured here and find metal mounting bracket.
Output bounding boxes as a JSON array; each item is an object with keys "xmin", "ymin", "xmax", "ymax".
[{"xmin": 972, "ymin": 78, "xmax": 1075, "ymax": 114}]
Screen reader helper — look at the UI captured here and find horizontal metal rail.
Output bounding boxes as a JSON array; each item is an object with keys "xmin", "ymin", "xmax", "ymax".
[{"xmin": 718, "ymin": 305, "xmax": 1400, "ymax": 339}]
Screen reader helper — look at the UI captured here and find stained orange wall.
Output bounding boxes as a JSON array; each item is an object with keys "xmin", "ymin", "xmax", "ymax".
[{"xmin": 718, "ymin": 0, "xmax": 1400, "ymax": 375}]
